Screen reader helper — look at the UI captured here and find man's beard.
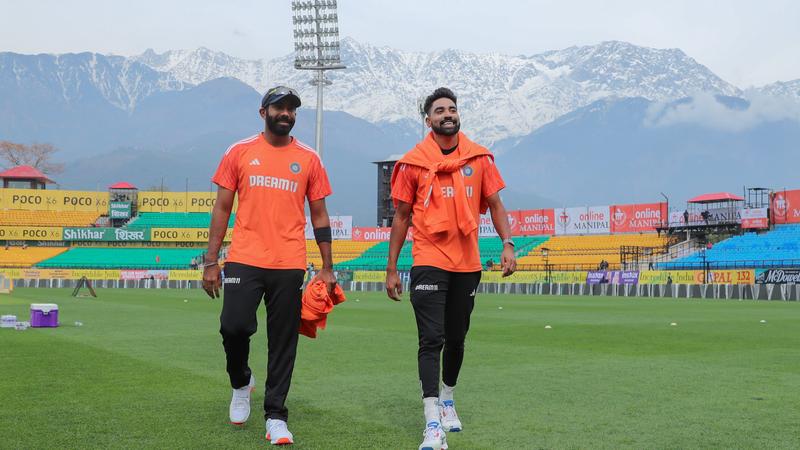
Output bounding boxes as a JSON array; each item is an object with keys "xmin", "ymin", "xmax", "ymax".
[
  {"xmin": 431, "ymin": 118, "xmax": 460, "ymax": 136},
  {"xmin": 266, "ymin": 114, "xmax": 295, "ymax": 136}
]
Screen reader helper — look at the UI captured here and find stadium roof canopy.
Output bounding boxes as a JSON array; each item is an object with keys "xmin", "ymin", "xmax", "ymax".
[
  {"xmin": 0, "ymin": 165, "xmax": 54, "ymax": 183},
  {"xmin": 688, "ymin": 192, "xmax": 745, "ymax": 203},
  {"xmin": 372, "ymin": 154, "xmax": 405, "ymax": 164},
  {"xmin": 109, "ymin": 182, "xmax": 137, "ymax": 189}
]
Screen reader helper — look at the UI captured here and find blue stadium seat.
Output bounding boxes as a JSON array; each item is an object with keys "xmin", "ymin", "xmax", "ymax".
[{"xmin": 660, "ymin": 224, "xmax": 800, "ymax": 269}]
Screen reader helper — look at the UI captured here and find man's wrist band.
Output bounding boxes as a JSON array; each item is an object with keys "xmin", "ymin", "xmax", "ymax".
[{"xmin": 314, "ymin": 226, "xmax": 332, "ymax": 244}]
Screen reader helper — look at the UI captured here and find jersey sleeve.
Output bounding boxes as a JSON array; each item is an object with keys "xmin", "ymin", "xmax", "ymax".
[
  {"xmin": 212, "ymin": 146, "xmax": 240, "ymax": 191},
  {"xmin": 391, "ymin": 163, "xmax": 418, "ymax": 206},
  {"xmin": 480, "ymin": 156, "xmax": 506, "ymax": 199},
  {"xmin": 306, "ymin": 156, "xmax": 333, "ymax": 202}
]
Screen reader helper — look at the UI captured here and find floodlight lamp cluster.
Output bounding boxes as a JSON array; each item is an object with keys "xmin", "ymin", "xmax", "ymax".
[
  {"xmin": 292, "ymin": 13, "xmax": 339, "ymax": 24},
  {"xmin": 291, "ymin": 0, "xmax": 343, "ymax": 69},
  {"xmin": 294, "ymin": 47, "xmax": 342, "ymax": 68},
  {"xmin": 292, "ymin": 0, "xmax": 337, "ymax": 10}
]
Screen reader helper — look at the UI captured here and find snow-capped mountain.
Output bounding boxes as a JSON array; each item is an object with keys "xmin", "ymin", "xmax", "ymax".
[
  {"xmin": 751, "ymin": 79, "xmax": 800, "ymax": 102},
  {"xmin": 0, "ymin": 52, "xmax": 189, "ymax": 111},
  {"xmin": 132, "ymin": 38, "xmax": 741, "ymax": 143},
  {"xmin": 2, "ymin": 41, "xmax": 799, "ymax": 223}
]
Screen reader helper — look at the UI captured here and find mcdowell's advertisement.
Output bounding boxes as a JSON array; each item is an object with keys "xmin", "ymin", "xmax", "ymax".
[{"xmin": 756, "ymin": 269, "xmax": 800, "ymax": 284}]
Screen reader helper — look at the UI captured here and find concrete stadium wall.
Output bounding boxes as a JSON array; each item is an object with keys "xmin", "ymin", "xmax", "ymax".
[
  {"xmin": 344, "ymin": 280, "xmax": 799, "ymax": 301},
  {"xmin": 13, "ymin": 278, "xmax": 202, "ymax": 290},
  {"xmin": 10, "ymin": 278, "xmax": 800, "ymax": 301}
]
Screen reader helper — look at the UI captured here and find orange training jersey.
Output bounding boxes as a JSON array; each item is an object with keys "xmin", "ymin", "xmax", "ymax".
[
  {"xmin": 212, "ymin": 133, "xmax": 332, "ymax": 270},
  {"xmin": 391, "ymin": 149, "xmax": 505, "ymax": 272}
]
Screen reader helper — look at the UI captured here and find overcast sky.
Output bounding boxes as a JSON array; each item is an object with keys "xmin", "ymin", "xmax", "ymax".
[{"xmin": 2, "ymin": 0, "xmax": 797, "ymax": 87}]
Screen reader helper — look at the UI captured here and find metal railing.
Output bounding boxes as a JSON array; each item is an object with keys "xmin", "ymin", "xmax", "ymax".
[{"xmin": 656, "ymin": 259, "xmax": 800, "ymax": 270}]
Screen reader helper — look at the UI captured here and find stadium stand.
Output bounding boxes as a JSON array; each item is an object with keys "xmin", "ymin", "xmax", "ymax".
[
  {"xmin": 36, "ymin": 248, "xmax": 205, "ymax": 269},
  {"xmin": 335, "ymin": 236, "xmax": 548, "ymax": 270},
  {"xmin": 127, "ymin": 212, "xmax": 235, "ymax": 228},
  {"xmin": 0, "ymin": 247, "xmax": 69, "ymax": 267},
  {"xmin": 517, "ymin": 233, "xmax": 669, "ymax": 269},
  {"xmin": 305, "ymin": 240, "xmax": 379, "ymax": 268},
  {"xmin": 0, "ymin": 211, "xmax": 100, "ymax": 227},
  {"xmin": 660, "ymin": 224, "xmax": 800, "ymax": 269},
  {"xmin": 481, "ymin": 236, "xmax": 549, "ymax": 263},
  {"xmin": 335, "ymin": 240, "xmax": 412, "ymax": 270}
]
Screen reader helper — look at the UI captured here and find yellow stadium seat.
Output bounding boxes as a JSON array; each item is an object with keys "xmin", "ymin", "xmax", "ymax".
[
  {"xmin": 304, "ymin": 240, "xmax": 378, "ymax": 268},
  {"xmin": 0, "ymin": 211, "xmax": 100, "ymax": 227},
  {"xmin": 518, "ymin": 234, "xmax": 669, "ymax": 269},
  {"xmin": 0, "ymin": 247, "xmax": 69, "ymax": 267}
]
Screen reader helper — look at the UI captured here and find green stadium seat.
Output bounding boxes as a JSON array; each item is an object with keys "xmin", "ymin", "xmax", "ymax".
[
  {"xmin": 127, "ymin": 213, "xmax": 235, "ymax": 229},
  {"xmin": 335, "ymin": 236, "xmax": 549, "ymax": 271},
  {"xmin": 36, "ymin": 248, "xmax": 205, "ymax": 269}
]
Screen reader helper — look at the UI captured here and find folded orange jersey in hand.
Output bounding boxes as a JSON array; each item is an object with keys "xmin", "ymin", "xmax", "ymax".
[{"xmin": 299, "ymin": 280, "xmax": 346, "ymax": 338}]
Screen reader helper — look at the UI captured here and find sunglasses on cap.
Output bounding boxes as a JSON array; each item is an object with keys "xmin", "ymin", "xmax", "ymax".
[{"xmin": 262, "ymin": 86, "xmax": 301, "ymax": 108}]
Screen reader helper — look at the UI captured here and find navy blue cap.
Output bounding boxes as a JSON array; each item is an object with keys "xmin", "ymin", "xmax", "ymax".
[{"xmin": 261, "ymin": 86, "xmax": 301, "ymax": 108}]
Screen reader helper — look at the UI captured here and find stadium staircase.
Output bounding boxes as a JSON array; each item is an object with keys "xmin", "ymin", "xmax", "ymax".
[{"xmin": 641, "ymin": 237, "xmax": 703, "ymax": 268}]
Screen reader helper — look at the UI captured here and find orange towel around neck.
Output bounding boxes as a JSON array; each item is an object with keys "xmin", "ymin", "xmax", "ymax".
[
  {"xmin": 299, "ymin": 280, "xmax": 346, "ymax": 339},
  {"xmin": 392, "ymin": 131, "xmax": 492, "ymax": 236}
]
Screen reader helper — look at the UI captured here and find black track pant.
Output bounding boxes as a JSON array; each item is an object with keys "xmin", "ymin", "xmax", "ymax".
[
  {"xmin": 409, "ymin": 266, "xmax": 482, "ymax": 398},
  {"xmin": 219, "ymin": 262, "xmax": 304, "ymax": 422}
]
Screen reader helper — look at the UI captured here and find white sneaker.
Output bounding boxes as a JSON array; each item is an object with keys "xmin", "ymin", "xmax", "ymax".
[
  {"xmin": 266, "ymin": 419, "xmax": 294, "ymax": 445},
  {"xmin": 419, "ymin": 421, "xmax": 448, "ymax": 450},
  {"xmin": 229, "ymin": 375, "xmax": 255, "ymax": 425},
  {"xmin": 439, "ymin": 399, "xmax": 462, "ymax": 432}
]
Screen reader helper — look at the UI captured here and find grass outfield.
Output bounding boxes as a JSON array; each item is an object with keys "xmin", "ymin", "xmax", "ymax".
[{"xmin": 1, "ymin": 288, "xmax": 799, "ymax": 449}]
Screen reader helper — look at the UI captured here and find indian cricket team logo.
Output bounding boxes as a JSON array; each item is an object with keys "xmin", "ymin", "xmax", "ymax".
[
  {"xmin": 289, "ymin": 162, "xmax": 301, "ymax": 174},
  {"xmin": 461, "ymin": 165, "xmax": 473, "ymax": 177}
]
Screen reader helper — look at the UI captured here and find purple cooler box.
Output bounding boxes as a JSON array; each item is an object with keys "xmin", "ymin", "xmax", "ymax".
[{"xmin": 30, "ymin": 303, "xmax": 59, "ymax": 328}]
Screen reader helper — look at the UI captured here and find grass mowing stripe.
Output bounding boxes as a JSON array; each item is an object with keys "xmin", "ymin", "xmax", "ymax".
[{"xmin": 1, "ymin": 288, "xmax": 798, "ymax": 449}]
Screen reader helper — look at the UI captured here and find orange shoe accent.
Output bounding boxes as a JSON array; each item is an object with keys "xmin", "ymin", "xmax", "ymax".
[{"xmin": 265, "ymin": 434, "xmax": 293, "ymax": 445}]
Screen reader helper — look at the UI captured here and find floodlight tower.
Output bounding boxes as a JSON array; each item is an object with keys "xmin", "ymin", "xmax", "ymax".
[
  {"xmin": 417, "ymin": 96, "xmax": 427, "ymax": 139},
  {"xmin": 292, "ymin": 0, "xmax": 345, "ymax": 159}
]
